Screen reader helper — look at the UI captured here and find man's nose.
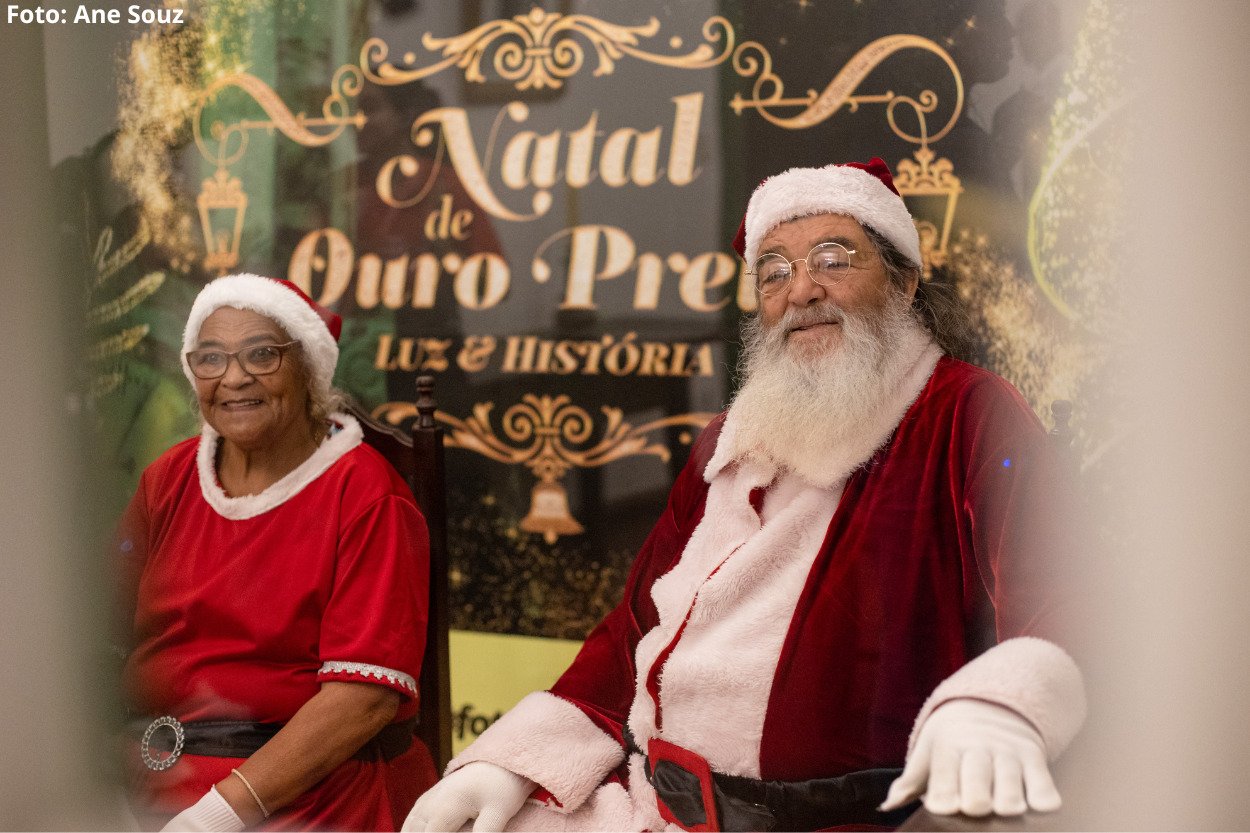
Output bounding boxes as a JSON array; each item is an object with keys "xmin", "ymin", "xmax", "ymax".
[{"xmin": 786, "ymin": 261, "xmax": 826, "ymax": 307}]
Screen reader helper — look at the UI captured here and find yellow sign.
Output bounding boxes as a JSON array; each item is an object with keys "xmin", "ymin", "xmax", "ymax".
[{"xmin": 449, "ymin": 629, "xmax": 584, "ymax": 756}]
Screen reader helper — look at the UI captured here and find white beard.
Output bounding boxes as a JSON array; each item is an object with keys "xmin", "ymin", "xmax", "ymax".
[{"xmin": 720, "ymin": 288, "xmax": 938, "ymax": 488}]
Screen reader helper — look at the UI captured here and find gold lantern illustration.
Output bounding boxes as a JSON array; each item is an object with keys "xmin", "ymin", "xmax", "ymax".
[
  {"xmin": 894, "ymin": 146, "xmax": 963, "ymax": 277},
  {"xmin": 197, "ymin": 168, "xmax": 247, "ymax": 275}
]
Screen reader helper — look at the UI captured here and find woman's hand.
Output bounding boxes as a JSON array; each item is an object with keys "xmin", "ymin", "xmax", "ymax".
[{"xmin": 211, "ymin": 681, "xmax": 401, "ymax": 825}]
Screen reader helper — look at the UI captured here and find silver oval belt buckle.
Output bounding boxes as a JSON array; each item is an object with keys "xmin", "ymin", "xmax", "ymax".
[{"xmin": 140, "ymin": 716, "xmax": 185, "ymax": 771}]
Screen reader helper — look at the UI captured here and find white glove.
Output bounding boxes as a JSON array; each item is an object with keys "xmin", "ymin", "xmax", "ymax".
[
  {"xmin": 880, "ymin": 698, "xmax": 1062, "ymax": 818},
  {"xmin": 403, "ymin": 761, "xmax": 536, "ymax": 832},
  {"xmin": 160, "ymin": 787, "xmax": 245, "ymax": 832}
]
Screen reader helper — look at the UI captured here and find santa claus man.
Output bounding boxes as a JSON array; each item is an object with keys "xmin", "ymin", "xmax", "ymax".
[{"xmin": 405, "ymin": 159, "xmax": 1086, "ymax": 832}]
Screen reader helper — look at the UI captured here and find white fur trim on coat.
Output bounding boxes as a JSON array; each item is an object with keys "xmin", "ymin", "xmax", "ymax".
[
  {"xmin": 196, "ymin": 412, "xmax": 362, "ymax": 520},
  {"xmin": 181, "ymin": 273, "xmax": 339, "ymax": 399},
  {"xmin": 626, "ymin": 465, "xmax": 843, "ymax": 779},
  {"xmin": 743, "ymin": 164, "xmax": 922, "ymax": 267},
  {"xmin": 447, "ymin": 691, "xmax": 626, "ymax": 814},
  {"xmin": 502, "ymin": 778, "xmax": 641, "ymax": 832},
  {"xmin": 908, "ymin": 636, "xmax": 1087, "ymax": 760}
]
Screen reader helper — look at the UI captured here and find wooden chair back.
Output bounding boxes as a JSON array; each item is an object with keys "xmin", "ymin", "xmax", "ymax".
[{"xmin": 346, "ymin": 376, "xmax": 452, "ymax": 772}]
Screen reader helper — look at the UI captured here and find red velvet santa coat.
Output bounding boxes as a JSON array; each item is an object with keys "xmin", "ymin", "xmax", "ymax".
[{"xmin": 451, "ymin": 350, "xmax": 1083, "ymax": 830}]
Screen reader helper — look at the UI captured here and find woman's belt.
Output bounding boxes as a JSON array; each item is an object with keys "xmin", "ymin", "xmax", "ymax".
[
  {"xmin": 130, "ymin": 716, "xmax": 417, "ymax": 771},
  {"xmin": 624, "ymin": 727, "xmax": 918, "ymax": 832}
]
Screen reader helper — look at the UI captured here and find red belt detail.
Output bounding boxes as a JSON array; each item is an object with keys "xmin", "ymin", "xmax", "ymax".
[{"xmin": 647, "ymin": 736, "xmax": 721, "ymax": 832}]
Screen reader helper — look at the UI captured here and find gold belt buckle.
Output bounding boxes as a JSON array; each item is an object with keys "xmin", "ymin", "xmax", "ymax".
[{"xmin": 140, "ymin": 716, "xmax": 185, "ymax": 771}]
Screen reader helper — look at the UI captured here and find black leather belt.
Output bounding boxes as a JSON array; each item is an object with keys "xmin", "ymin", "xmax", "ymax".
[
  {"xmin": 130, "ymin": 716, "xmax": 417, "ymax": 771},
  {"xmin": 625, "ymin": 726, "xmax": 918, "ymax": 832}
]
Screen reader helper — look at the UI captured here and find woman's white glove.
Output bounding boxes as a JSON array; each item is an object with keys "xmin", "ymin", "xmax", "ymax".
[
  {"xmin": 403, "ymin": 761, "xmax": 536, "ymax": 832},
  {"xmin": 160, "ymin": 787, "xmax": 245, "ymax": 832},
  {"xmin": 880, "ymin": 698, "xmax": 1062, "ymax": 818}
]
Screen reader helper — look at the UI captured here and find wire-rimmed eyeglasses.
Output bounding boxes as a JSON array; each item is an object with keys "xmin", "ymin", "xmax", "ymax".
[
  {"xmin": 185, "ymin": 341, "xmax": 299, "ymax": 380},
  {"xmin": 746, "ymin": 241, "xmax": 875, "ymax": 297}
]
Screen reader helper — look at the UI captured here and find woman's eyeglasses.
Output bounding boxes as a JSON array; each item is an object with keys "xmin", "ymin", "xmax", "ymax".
[{"xmin": 185, "ymin": 341, "xmax": 299, "ymax": 380}]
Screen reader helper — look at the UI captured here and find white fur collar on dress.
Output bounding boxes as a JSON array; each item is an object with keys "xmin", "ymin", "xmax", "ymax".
[
  {"xmin": 196, "ymin": 411, "xmax": 363, "ymax": 520},
  {"xmin": 705, "ymin": 333, "xmax": 942, "ymax": 488}
]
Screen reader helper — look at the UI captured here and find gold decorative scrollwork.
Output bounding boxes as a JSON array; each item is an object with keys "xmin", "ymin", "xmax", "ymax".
[
  {"xmin": 194, "ymin": 65, "xmax": 365, "ymax": 168},
  {"xmin": 374, "ymin": 396, "xmax": 715, "ymax": 543},
  {"xmin": 191, "ymin": 11, "xmax": 965, "ymax": 274},
  {"xmin": 730, "ymin": 34, "xmax": 963, "ymax": 144},
  {"xmin": 362, "ymin": 8, "xmax": 735, "ymax": 91},
  {"xmin": 726, "ymin": 33, "xmax": 965, "ymax": 275}
]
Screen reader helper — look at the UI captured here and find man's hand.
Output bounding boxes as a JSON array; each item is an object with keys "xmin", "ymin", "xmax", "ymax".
[
  {"xmin": 880, "ymin": 698, "xmax": 1062, "ymax": 818},
  {"xmin": 160, "ymin": 787, "xmax": 245, "ymax": 832},
  {"xmin": 403, "ymin": 761, "xmax": 536, "ymax": 832}
]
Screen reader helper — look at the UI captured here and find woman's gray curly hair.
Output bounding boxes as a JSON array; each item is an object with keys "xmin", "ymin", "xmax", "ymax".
[{"xmin": 292, "ymin": 348, "xmax": 349, "ymax": 426}]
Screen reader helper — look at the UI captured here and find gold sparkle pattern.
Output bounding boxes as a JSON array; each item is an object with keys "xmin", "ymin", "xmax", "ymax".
[
  {"xmin": 1028, "ymin": 0, "xmax": 1129, "ymax": 335},
  {"xmin": 945, "ymin": 0, "xmax": 1129, "ymax": 481},
  {"xmin": 951, "ymin": 231, "xmax": 1090, "ymax": 422},
  {"xmin": 444, "ymin": 486, "xmax": 632, "ymax": 638},
  {"xmin": 112, "ymin": 0, "xmax": 199, "ymax": 266}
]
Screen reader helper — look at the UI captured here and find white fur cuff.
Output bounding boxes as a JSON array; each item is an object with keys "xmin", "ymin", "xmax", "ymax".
[
  {"xmin": 446, "ymin": 691, "xmax": 625, "ymax": 813},
  {"xmin": 909, "ymin": 637, "xmax": 1087, "ymax": 760}
]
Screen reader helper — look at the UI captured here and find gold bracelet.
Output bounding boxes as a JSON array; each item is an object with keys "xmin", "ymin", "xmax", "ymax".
[{"xmin": 230, "ymin": 768, "xmax": 270, "ymax": 819}]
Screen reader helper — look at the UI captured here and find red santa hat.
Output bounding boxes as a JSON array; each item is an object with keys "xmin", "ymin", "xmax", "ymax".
[
  {"xmin": 181, "ymin": 273, "xmax": 341, "ymax": 397},
  {"xmin": 733, "ymin": 157, "xmax": 922, "ymax": 269}
]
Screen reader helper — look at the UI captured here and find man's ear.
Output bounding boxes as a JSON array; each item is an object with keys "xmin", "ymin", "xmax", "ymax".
[{"xmin": 903, "ymin": 268, "xmax": 921, "ymax": 302}]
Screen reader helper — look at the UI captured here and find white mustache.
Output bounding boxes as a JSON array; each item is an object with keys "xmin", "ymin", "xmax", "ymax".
[{"xmin": 779, "ymin": 304, "xmax": 846, "ymax": 335}]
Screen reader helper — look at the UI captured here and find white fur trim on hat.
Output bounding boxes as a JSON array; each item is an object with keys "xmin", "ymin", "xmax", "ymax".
[
  {"xmin": 743, "ymin": 164, "xmax": 922, "ymax": 267},
  {"xmin": 908, "ymin": 636, "xmax": 1087, "ymax": 761},
  {"xmin": 181, "ymin": 273, "xmax": 338, "ymax": 397}
]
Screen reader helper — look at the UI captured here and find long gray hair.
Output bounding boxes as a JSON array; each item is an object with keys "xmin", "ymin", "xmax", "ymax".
[{"xmin": 862, "ymin": 224, "xmax": 976, "ymax": 361}]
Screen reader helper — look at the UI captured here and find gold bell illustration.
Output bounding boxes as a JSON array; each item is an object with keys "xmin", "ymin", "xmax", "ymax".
[{"xmin": 520, "ymin": 479, "xmax": 584, "ymax": 545}]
